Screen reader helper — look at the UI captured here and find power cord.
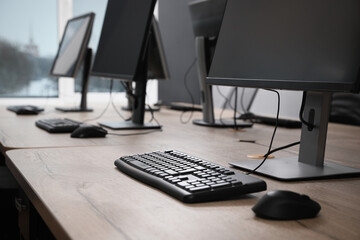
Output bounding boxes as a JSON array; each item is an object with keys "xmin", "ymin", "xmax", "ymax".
[
  {"xmin": 82, "ymin": 80, "xmax": 114, "ymax": 123},
  {"xmin": 246, "ymin": 89, "xmax": 280, "ymax": 175},
  {"xmin": 180, "ymin": 58, "xmax": 197, "ymax": 124},
  {"xmin": 239, "ymin": 88, "xmax": 247, "ymax": 115},
  {"xmin": 233, "ymin": 87, "xmax": 238, "ymax": 129},
  {"xmin": 299, "ymin": 91, "xmax": 315, "ymax": 130}
]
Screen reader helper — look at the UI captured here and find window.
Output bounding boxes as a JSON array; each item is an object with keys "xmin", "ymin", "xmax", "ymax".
[
  {"xmin": 73, "ymin": 0, "xmax": 124, "ymax": 93},
  {"xmin": 0, "ymin": 0, "xmax": 157, "ymax": 105},
  {"xmin": 0, "ymin": 0, "xmax": 58, "ymax": 97}
]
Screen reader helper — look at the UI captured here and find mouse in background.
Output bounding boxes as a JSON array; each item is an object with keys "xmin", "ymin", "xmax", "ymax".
[
  {"xmin": 252, "ymin": 190, "xmax": 321, "ymax": 220},
  {"xmin": 10, "ymin": 105, "xmax": 44, "ymax": 115},
  {"xmin": 71, "ymin": 124, "xmax": 108, "ymax": 138}
]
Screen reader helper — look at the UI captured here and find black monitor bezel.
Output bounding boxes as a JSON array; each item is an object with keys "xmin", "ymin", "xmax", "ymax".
[
  {"xmin": 206, "ymin": 0, "xmax": 360, "ymax": 94},
  {"xmin": 50, "ymin": 12, "xmax": 95, "ymax": 78},
  {"xmin": 90, "ymin": 0, "xmax": 157, "ymax": 82},
  {"xmin": 206, "ymin": 77, "xmax": 360, "ymax": 93}
]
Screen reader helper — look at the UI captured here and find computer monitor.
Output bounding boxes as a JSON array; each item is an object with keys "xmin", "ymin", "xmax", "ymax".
[
  {"xmin": 122, "ymin": 17, "xmax": 170, "ymax": 112},
  {"xmin": 91, "ymin": 0, "xmax": 165, "ymax": 130},
  {"xmin": 189, "ymin": 0, "xmax": 252, "ymax": 128},
  {"xmin": 207, "ymin": 0, "xmax": 360, "ymax": 180},
  {"xmin": 51, "ymin": 13, "xmax": 95, "ymax": 112}
]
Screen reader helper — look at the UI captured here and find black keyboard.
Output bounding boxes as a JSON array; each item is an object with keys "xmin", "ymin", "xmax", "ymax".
[
  {"xmin": 35, "ymin": 118, "xmax": 81, "ymax": 133},
  {"xmin": 115, "ymin": 150, "xmax": 266, "ymax": 203}
]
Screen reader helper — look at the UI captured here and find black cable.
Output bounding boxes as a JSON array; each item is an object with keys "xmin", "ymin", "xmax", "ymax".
[
  {"xmin": 82, "ymin": 80, "xmax": 114, "ymax": 123},
  {"xmin": 246, "ymin": 89, "xmax": 280, "ymax": 175},
  {"xmin": 233, "ymin": 87, "xmax": 238, "ymax": 129},
  {"xmin": 264, "ymin": 141, "xmax": 300, "ymax": 158},
  {"xmin": 180, "ymin": 58, "xmax": 197, "ymax": 124},
  {"xmin": 299, "ymin": 91, "xmax": 314, "ymax": 130},
  {"xmin": 217, "ymin": 86, "xmax": 233, "ymax": 125},
  {"xmin": 146, "ymin": 101, "xmax": 161, "ymax": 127},
  {"xmin": 218, "ymin": 87, "xmax": 228, "ymax": 125},
  {"xmin": 217, "ymin": 86, "xmax": 233, "ymax": 109},
  {"xmin": 240, "ymin": 88, "xmax": 247, "ymax": 114},
  {"xmin": 110, "ymin": 93, "xmax": 127, "ymax": 121}
]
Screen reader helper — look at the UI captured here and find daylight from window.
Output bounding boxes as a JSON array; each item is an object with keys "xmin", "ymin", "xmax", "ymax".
[{"xmin": 0, "ymin": 0, "xmax": 58, "ymax": 97}]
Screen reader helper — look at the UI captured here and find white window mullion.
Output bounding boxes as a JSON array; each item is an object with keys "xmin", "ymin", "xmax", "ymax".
[{"xmin": 57, "ymin": 0, "xmax": 75, "ymax": 105}]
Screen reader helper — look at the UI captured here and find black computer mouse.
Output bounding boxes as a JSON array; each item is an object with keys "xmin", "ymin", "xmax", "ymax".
[
  {"xmin": 252, "ymin": 190, "xmax": 321, "ymax": 220},
  {"xmin": 16, "ymin": 106, "xmax": 44, "ymax": 115},
  {"xmin": 71, "ymin": 124, "xmax": 108, "ymax": 138}
]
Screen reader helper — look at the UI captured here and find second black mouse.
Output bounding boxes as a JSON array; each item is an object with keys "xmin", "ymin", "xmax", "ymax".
[
  {"xmin": 16, "ymin": 106, "xmax": 44, "ymax": 115},
  {"xmin": 252, "ymin": 190, "xmax": 321, "ymax": 220},
  {"xmin": 71, "ymin": 124, "xmax": 108, "ymax": 138}
]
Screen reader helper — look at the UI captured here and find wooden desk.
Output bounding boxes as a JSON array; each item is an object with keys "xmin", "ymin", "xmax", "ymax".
[
  {"xmin": 4, "ymin": 111, "xmax": 360, "ymax": 240},
  {"xmin": 0, "ymin": 106, "xmax": 280, "ymax": 154}
]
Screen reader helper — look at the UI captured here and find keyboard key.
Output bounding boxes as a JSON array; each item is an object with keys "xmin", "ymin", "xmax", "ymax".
[
  {"xmin": 189, "ymin": 185, "xmax": 211, "ymax": 192},
  {"xmin": 129, "ymin": 160, "xmax": 151, "ymax": 170}
]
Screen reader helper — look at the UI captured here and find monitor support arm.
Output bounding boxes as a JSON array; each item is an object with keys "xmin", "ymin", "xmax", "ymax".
[
  {"xmin": 298, "ymin": 91, "xmax": 331, "ymax": 166},
  {"xmin": 80, "ymin": 48, "xmax": 92, "ymax": 110}
]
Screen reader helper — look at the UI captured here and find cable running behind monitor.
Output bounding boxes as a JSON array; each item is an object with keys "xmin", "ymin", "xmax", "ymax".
[
  {"xmin": 91, "ymin": 0, "xmax": 162, "ymax": 130},
  {"xmin": 208, "ymin": 0, "xmax": 360, "ymax": 181},
  {"xmin": 51, "ymin": 13, "xmax": 95, "ymax": 112}
]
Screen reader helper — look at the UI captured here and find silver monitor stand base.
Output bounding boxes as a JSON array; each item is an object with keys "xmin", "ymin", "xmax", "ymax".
[{"xmin": 229, "ymin": 157, "xmax": 360, "ymax": 181}]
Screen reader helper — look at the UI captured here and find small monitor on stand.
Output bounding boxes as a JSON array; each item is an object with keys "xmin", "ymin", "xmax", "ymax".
[
  {"xmin": 91, "ymin": 0, "xmax": 166, "ymax": 130},
  {"xmin": 207, "ymin": 0, "xmax": 360, "ymax": 181},
  {"xmin": 51, "ymin": 13, "xmax": 95, "ymax": 112}
]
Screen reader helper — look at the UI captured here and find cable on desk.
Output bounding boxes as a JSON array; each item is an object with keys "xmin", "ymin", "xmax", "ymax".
[
  {"xmin": 180, "ymin": 58, "xmax": 197, "ymax": 124},
  {"xmin": 247, "ymin": 89, "xmax": 280, "ymax": 175},
  {"xmin": 146, "ymin": 102, "xmax": 161, "ymax": 127},
  {"xmin": 218, "ymin": 87, "xmax": 245, "ymax": 125},
  {"xmin": 82, "ymin": 80, "xmax": 114, "ymax": 123}
]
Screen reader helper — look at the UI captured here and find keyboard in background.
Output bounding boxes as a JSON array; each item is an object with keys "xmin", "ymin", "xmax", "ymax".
[
  {"xmin": 7, "ymin": 105, "xmax": 44, "ymax": 115},
  {"xmin": 115, "ymin": 150, "xmax": 266, "ymax": 203},
  {"xmin": 35, "ymin": 118, "xmax": 81, "ymax": 133}
]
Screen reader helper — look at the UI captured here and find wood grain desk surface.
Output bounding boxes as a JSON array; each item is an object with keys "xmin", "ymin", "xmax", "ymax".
[
  {"xmin": 0, "ymin": 105, "xmax": 296, "ymax": 153},
  {"xmin": 4, "ymin": 110, "xmax": 360, "ymax": 240}
]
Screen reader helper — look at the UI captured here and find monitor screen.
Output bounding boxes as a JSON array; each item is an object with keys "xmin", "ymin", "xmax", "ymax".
[
  {"xmin": 207, "ymin": 0, "xmax": 360, "ymax": 181},
  {"xmin": 207, "ymin": 0, "xmax": 360, "ymax": 93},
  {"xmin": 91, "ymin": 0, "xmax": 156, "ymax": 81},
  {"xmin": 51, "ymin": 13, "xmax": 94, "ymax": 77}
]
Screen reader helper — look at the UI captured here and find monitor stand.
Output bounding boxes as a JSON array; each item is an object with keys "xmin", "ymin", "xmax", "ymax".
[
  {"xmin": 56, "ymin": 48, "xmax": 93, "ymax": 112},
  {"xmin": 99, "ymin": 47, "xmax": 161, "ymax": 130},
  {"xmin": 192, "ymin": 36, "xmax": 252, "ymax": 128},
  {"xmin": 230, "ymin": 92, "xmax": 360, "ymax": 181},
  {"xmin": 121, "ymin": 82, "xmax": 160, "ymax": 112}
]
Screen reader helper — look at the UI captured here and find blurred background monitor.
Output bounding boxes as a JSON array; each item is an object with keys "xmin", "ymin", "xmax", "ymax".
[
  {"xmin": 51, "ymin": 12, "xmax": 95, "ymax": 112},
  {"xmin": 91, "ymin": 0, "xmax": 164, "ymax": 130}
]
